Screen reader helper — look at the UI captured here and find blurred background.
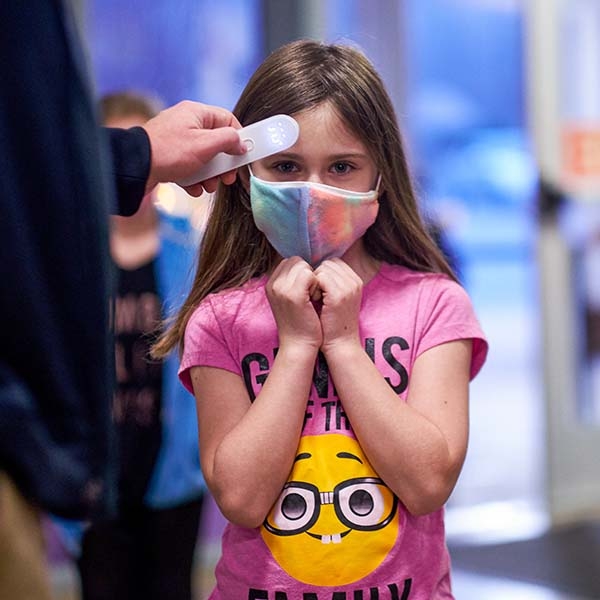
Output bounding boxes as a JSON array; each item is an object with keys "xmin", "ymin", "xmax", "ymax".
[{"xmin": 51, "ymin": 0, "xmax": 600, "ymax": 598}]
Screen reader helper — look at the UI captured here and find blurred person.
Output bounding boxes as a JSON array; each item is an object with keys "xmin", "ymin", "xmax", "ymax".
[
  {"xmin": 72, "ymin": 91, "xmax": 207, "ymax": 600},
  {"xmin": 0, "ymin": 4, "xmax": 245, "ymax": 600},
  {"xmin": 153, "ymin": 40, "xmax": 488, "ymax": 598}
]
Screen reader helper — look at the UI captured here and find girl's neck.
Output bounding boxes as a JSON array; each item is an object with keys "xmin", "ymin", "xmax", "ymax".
[{"xmin": 341, "ymin": 240, "xmax": 381, "ymax": 284}]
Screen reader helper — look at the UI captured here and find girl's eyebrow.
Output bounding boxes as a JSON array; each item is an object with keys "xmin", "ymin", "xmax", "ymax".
[
  {"xmin": 268, "ymin": 152, "xmax": 301, "ymax": 161},
  {"xmin": 271, "ymin": 151, "xmax": 369, "ymax": 162}
]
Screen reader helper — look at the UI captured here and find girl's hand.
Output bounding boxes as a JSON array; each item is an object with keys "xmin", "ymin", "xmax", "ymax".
[
  {"xmin": 314, "ymin": 258, "xmax": 363, "ymax": 352},
  {"xmin": 266, "ymin": 257, "xmax": 323, "ymax": 351}
]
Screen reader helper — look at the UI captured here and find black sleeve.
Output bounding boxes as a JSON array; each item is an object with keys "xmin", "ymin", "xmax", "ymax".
[
  {"xmin": 0, "ymin": 1, "xmax": 116, "ymax": 519},
  {"xmin": 105, "ymin": 126, "xmax": 152, "ymax": 216}
]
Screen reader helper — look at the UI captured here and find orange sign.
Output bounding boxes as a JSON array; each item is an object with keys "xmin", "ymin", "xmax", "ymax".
[{"xmin": 563, "ymin": 126, "xmax": 600, "ymax": 178}]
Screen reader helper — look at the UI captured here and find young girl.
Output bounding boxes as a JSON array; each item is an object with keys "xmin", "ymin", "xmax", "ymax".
[{"xmin": 154, "ymin": 40, "xmax": 487, "ymax": 599}]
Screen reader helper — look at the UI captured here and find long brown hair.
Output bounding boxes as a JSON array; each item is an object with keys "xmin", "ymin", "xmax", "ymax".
[{"xmin": 152, "ymin": 40, "xmax": 455, "ymax": 359}]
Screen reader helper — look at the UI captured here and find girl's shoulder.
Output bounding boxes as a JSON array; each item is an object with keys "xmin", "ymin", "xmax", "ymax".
[
  {"xmin": 373, "ymin": 262, "xmax": 456, "ymax": 292},
  {"xmin": 208, "ymin": 275, "xmax": 269, "ymax": 302},
  {"xmin": 191, "ymin": 275, "xmax": 269, "ymax": 323},
  {"xmin": 374, "ymin": 264, "xmax": 488, "ymax": 379},
  {"xmin": 371, "ymin": 263, "xmax": 476, "ymax": 326}
]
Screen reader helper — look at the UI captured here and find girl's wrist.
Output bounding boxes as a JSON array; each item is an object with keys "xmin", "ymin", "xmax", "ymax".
[
  {"xmin": 275, "ymin": 340, "xmax": 321, "ymax": 364},
  {"xmin": 321, "ymin": 337, "xmax": 364, "ymax": 362}
]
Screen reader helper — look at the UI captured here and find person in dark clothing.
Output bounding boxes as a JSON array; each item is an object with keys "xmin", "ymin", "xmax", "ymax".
[
  {"xmin": 70, "ymin": 91, "xmax": 207, "ymax": 600},
  {"xmin": 0, "ymin": 4, "xmax": 245, "ymax": 598}
]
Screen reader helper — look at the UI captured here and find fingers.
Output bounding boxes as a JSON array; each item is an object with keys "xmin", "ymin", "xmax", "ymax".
[
  {"xmin": 219, "ymin": 169, "xmax": 238, "ymax": 185},
  {"xmin": 268, "ymin": 257, "xmax": 321, "ymax": 309},
  {"xmin": 183, "ymin": 169, "xmax": 238, "ymax": 197},
  {"xmin": 309, "ymin": 282, "xmax": 322, "ymax": 302},
  {"xmin": 183, "ymin": 182, "xmax": 206, "ymax": 197},
  {"xmin": 314, "ymin": 260, "xmax": 363, "ymax": 350},
  {"xmin": 201, "ymin": 104, "xmax": 243, "ymax": 130},
  {"xmin": 193, "ymin": 128, "xmax": 247, "ymax": 192},
  {"xmin": 314, "ymin": 258, "xmax": 362, "ymax": 299},
  {"xmin": 196, "ymin": 127, "xmax": 247, "ymax": 159},
  {"xmin": 269, "ymin": 257, "xmax": 316, "ymax": 299},
  {"xmin": 143, "ymin": 100, "xmax": 248, "ymax": 194},
  {"xmin": 190, "ymin": 130, "xmax": 247, "ymax": 193},
  {"xmin": 266, "ymin": 257, "xmax": 323, "ymax": 349},
  {"xmin": 176, "ymin": 100, "xmax": 243, "ymax": 130}
]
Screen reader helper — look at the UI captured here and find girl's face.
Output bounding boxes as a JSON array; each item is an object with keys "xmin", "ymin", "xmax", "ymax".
[{"xmin": 251, "ymin": 102, "xmax": 378, "ymax": 193}]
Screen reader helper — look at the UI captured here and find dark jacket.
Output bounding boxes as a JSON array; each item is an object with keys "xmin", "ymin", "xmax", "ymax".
[{"xmin": 0, "ymin": 1, "xmax": 150, "ymax": 519}]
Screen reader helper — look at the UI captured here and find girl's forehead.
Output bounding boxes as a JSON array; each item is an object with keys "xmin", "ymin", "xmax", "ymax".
[{"xmin": 290, "ymin": 104, "xmax": 367, "ymax": 153}]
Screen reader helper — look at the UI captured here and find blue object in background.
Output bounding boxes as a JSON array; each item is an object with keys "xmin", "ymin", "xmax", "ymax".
[
  {"xmin": 86, "ymin": 1, "xmax": 205, "ymax": 105},
  {"xmin": 404, "ymin": 0, "xmax": 525, "ymax": 160},
  {"xmin": 85, "ymin": 0, "xmax": 262, "ymax": 109},
  {"xmin": 400, "ymin": 0, "xmax": 537, "ymax": 307}
]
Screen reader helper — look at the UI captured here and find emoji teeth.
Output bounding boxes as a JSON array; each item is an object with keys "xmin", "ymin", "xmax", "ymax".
[{"xmin": 320, "ymin": 533, "xmax": 342, "ymax": 544}]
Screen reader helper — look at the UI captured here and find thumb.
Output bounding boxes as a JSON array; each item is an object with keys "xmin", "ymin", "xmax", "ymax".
[
  {"xmin": 195, "ymin": 127, "xmax": 247, "ymax": 162},
  {"xmin": 309, "ymin": 279, "xmax": 322, "ymax": 302}
]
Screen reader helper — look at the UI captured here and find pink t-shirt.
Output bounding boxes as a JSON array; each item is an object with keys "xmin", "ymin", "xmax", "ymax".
[{"xmin": 180, "ymin": 263, "xmax": 488, "ymax": 600}]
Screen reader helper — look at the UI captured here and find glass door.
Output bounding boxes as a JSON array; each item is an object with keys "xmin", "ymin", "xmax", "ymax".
[{"xmin": 527, "ymin": 0, "xmax": 600, "ymax": 525}]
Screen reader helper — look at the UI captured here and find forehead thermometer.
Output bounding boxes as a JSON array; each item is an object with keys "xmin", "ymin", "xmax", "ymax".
[{"xmin": 176, "ymin": 114, "xmax": 299, "ymax": 186}]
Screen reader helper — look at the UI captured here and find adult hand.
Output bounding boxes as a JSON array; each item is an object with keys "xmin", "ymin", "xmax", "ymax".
[{"xmin": 142, "ymin": 100, "xmax": 247, "ymax": 196}]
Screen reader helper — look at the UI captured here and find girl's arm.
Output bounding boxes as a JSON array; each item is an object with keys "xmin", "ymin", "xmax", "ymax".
[
  {"xmin": 190, "ymin": 257, "xmax": 322, "ymax": 528},
  {"xmin": 323, "ymin": 339, "xmax": 470, "ymax": 516},
  {"xmin": 316, "ymin": 258, "xmax": 472, "ymax": 516}
]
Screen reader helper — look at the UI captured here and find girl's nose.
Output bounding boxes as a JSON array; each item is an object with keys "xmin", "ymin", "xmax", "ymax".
[{"xmin": 305, "ymin": 172, "xmax": 325, "ymax": 185}]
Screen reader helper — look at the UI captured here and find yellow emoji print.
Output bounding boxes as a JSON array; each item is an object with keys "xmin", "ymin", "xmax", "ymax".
[{"xmin": 261, "ymin": 434, "xmax": 400, "ymax": 586}]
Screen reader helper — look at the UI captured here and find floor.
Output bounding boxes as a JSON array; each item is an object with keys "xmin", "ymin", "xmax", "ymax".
[{"xmin": 451, "ymin": 570, "xmax": 592, "ymax": 600}]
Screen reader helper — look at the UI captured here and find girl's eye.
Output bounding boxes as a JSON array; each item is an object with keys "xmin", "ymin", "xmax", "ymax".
[
  {"xmin": 332, "ymin": 162, "xmax": 352, "ymax": 175},
  {"xmin": 274, "ymin": 161, "xmax": 298, "ymax": 174}
]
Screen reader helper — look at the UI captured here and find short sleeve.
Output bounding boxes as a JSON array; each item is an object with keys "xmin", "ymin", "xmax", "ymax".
[
  {"xmin": 179, "ymin": 297, "xmax": 240, "ymax": 393},
  {"xmin": 415, "ymin": 278, "xmax": 488, "ymax": 380}
]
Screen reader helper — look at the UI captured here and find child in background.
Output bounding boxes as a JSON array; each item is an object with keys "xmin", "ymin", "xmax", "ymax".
[
  {"xmin": 153, "ymin": 40, "xmax": 488, "ymax": 599},
  {"xmin": 77, "ymin": 92, "xmax": 206, "ymax": 600}
]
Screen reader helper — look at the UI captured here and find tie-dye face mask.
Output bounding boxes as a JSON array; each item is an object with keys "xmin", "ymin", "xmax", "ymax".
[{"xmin": 249, "ymin": 173, "xmax": 380, "ymax": 266}]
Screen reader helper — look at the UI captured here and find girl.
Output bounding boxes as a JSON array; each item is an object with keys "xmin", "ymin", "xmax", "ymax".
[{"xmin": 154, "ymin": 40, "xmax": 487, "ymax": 599}]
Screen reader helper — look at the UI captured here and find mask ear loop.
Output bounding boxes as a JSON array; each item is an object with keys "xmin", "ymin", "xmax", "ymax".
[{"xmin": 374, "ymin": 174, "xmax": 382, "ymax": 194}]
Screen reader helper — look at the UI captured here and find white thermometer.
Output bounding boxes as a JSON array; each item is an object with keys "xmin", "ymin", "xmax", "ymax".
[{"xmin": 176, "ymin": 114, "xmax": 299, "ymax": 186}]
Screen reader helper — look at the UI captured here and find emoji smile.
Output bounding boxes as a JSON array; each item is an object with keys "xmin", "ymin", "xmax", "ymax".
[{"xmin": 307, "ymin": 529, "xmax": 352, "ymax": 544}]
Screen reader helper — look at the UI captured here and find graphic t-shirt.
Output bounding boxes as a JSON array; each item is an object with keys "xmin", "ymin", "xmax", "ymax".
[
  {"xmin": 113, "ymin": 259, "xmax": 163, "ymax": 509},
  {"xmin": 180, "ymin": 263, "xmax": 488, "ymax": 600}
]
